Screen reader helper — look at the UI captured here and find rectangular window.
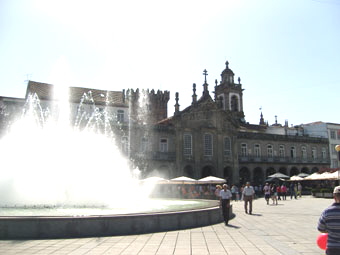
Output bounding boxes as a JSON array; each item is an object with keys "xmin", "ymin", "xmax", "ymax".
[
  {"xmin": 224, "ymin": 137, "xmax": 231, "ymax": 156},
  {"xmin": 141, "ymin": 137, "xmax": 148, "ymax": 152},
  {"xmin": 279, "ymin": 145, "xmax": 285, "ymax": 158},
  {"xmin": 117, "ymin": 110, "xmax": 124, "ymax": 122},
  {"xmin": 290, "ymin": 146, "xmax": 296, "ymax": 158},
  {"xmin": 204, "ymin": 134, "xmax": 213, "ymax": 156},
  {"xmin": 312, "ymin": 147, "xmax": 317, "ymax": 159},
  {"xmin": 241, "ymin": 143, "xmax": 247, "ymax": 157},
  {"xmin": 267, "ymin": 145, "xmax": 273, "ymax": 158},
  {"xmin": 330, "ymin": 130, "xmax": 336, "ymax": 139},
  {"xmin": 322, "ymin": 147, "xmax": 327, "ymax": 159},
  {"xmin": 160, "ymin": 138, "xmax": 168, "ymax": 152},
  {"xmin": 183, "ymin": 134, "xmax": 192, "ymax": 156},
  {"xmin": 254, "ymin": 144, "xmax": 260, "ymax": 157},
  {"xmin": 301, "ymin": 146, "xmax": 307, "ymax": 159}
]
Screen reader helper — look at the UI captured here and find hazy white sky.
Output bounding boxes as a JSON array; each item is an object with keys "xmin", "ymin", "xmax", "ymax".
[{"xmin": 0, "ymin": 0, "xmax": 339, "ymax": 126}]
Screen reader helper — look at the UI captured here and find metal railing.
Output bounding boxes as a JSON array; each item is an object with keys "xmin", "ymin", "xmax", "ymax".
[{"xmin": 238, "ymin": 155, "xmax": 330, "ymax": 164}]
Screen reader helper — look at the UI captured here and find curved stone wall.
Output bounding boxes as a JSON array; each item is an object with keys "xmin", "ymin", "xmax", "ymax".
[{"xmin": 0, "ymin": 203, "xmax": 232, "ymax": 239}]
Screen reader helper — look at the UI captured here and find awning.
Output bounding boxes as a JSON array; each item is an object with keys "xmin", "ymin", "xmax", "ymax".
[
  {"xmin": 197, "ymin": 176, "xmax": 226, "ymax": 184},
  {"xmin": 169, "ymin": 176, "xmax": 197, "ymax": 184}
]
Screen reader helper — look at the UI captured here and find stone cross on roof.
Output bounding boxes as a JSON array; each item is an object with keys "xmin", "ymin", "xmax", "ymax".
[{"xmin": 203, "ymin": 69, "xmax": 208, "ymax": 84}]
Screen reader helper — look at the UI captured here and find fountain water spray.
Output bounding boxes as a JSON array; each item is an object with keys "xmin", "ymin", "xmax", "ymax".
[{"xmin": 0, "ymin": 86, "xmax": 154, "ymax": 209}]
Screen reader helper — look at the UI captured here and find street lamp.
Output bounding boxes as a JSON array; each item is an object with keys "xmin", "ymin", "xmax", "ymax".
[{"xmin": 336, "ymin": 145, "xmax": 340, "ymax": 153}]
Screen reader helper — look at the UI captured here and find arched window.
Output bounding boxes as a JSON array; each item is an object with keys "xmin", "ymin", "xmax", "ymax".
[
  {"xmin": 218, "ymin": 95, "xmax": 225, "ymax": 109},
  {"xmin": 290, "ymin": 146, "xmax": 296, "ymax": 158},
  {"xmin": 241, "ymin": 143, "xmax": 247, "ymax": 157},
  {"xmin": 204, "ymin": 133, "xmax": 213, "ymax": 156},
  {"xmin": 301, "ymin": 146, "xmax": 307, "ymax": 159},
  {"xmin": 230, "ymin": 95, "xmax": 239, "ymax": 112},
  {"xmin": 267, "ymin": 144, "xmax": 273, "ymax": 158},
  {"xmin": 183, "ymin": 134, "xmax": 192, "ymax": 156},
  {"xmin": 184, "ymin": 165, "xmax": 194, "ymax": 178},
  {"xmin": 312, "ymin": 147, "xmax": 317, "ymax": 159},
  {"xmin": 254, "ymin": 144, "xmax": 261, "ymax": 157},
  {"xmin": 279, "ymin": 145, "xmax": 285, "ymax": 158}
]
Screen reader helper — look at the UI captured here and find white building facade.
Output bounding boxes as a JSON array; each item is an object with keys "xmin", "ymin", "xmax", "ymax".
[{"xmin": 303, "ymin": 122, "xmax": 340, "ymax": 168}]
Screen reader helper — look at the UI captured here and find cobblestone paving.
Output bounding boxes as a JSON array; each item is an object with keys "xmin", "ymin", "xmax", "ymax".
[{"xmin": 0, "ymin": 196, "xmax": 330, "ymax": 254}]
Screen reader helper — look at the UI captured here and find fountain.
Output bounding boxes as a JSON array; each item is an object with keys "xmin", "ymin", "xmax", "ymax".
[{"xmin": 0, "ymin": 84, "xmax": 222, "ymax": 239}]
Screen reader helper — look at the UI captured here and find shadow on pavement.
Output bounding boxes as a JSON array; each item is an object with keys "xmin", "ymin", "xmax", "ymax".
[
  {"xmin": 226, "ymin": 224, "xmax": 240, "ymax": 229},
  {"xmin": 249, "ymin": 213, "xmax": 262, "ymax": 216}
]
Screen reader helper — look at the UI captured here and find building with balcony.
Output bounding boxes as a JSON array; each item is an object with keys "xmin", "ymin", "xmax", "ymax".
[
  {"xmin": 0, "ymin": 61, "xmax": 331, "ymax": 185},
  {"xmin": 303, "ymin": 122, "xmax": 340, "ymax": 169}
]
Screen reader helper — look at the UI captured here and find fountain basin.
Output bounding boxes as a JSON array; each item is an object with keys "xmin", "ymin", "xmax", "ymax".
[{"xmin": 0, "ymin": 199, "xmax": 231, "ymax": 239}]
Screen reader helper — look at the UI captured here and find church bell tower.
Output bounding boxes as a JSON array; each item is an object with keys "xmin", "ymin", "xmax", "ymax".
[{"xmin": 214, "ymin": 61, "xmax": 245, "ymax": 122}]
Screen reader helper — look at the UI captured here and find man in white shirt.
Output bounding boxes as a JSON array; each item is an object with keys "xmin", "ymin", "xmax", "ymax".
[
  {"xmin": 220, "ymin": 184, "xmax": 232, "ymax": 225},
  {"xmin": 243, "ymin": 182, "xmax": 255, "ymax": 214}
]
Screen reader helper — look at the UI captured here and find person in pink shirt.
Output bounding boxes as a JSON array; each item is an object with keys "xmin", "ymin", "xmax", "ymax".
[
  {"xmin": 281, "ymin": 184, "xmax": 287, "ymax": 200},
  {"xmin": 277, "ymin": 185, "xmax": 282, "ymax": 200}
]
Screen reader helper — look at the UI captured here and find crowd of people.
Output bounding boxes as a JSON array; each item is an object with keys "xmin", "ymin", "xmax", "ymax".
[
  {"xmin": 215, "ymin": 181, "xmax": 306, "ymax": 225},
  {"xmin": 217, "ymin": 181, "xmax": 340, "ymax": 254},
  {"xmin": 215, "ymin": 182, "xmax": 304, "ymax": 203},
  {"xmin": 153, "ymin": 178, "xmax": 340, "ymax": 253},
  {"xmin": 153, "ymin": 181, "xmax": 305, "ymax": 202},
  {"xmin": 154, "ymin": 179, "xmax": 340, "ymax": 253}
]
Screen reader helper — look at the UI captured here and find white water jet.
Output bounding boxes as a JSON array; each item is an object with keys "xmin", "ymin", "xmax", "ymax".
[{"xmin": 0, "ymin": 87, "xmax": 154, "ymax": 209}]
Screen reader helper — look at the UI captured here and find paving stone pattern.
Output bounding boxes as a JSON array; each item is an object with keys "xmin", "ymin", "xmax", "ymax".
[{"xmin": 0, "ymin": 196, "xmax": 330, "ymax": 254}]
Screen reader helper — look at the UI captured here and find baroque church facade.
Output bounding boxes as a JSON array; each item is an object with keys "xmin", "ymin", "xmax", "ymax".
[
  {"xmin": 130, "ymin": 61, "xmax": 329, "ymax": 184},
  {"xmin": 0, "ymin": 61, "xmax": 330, "ymax": 185}
]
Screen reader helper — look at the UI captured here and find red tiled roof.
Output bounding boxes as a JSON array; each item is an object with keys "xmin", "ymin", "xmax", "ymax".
[
  {"xmin": 156, "ymin": 117, "xmax": 173, "ymax": 125},
  {"xmin": 26, "ymin": 81, "xmax": 126, "ymax": 107}
]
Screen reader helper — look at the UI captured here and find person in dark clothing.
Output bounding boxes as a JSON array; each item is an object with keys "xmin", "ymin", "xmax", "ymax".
[
  {"xmin": 220, "ymin": 184, "xmax": 232, "ymax": 225},
  {"xmin": 290, "ymin": 183, "xmax": 297, "ymax": 199},
  {"xmin": 318, "ymin": 186, "xmax": 340, "ymax": 255}
]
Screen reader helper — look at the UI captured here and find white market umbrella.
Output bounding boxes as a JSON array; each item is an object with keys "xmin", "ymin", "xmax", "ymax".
[
  {"xmin": 304, "ymin": 172, "xmax": 322, "ymax": 180},
  {"xmin": 289, "ymin": 175, "xmax": 304, "ymax": 181},
  {"xmin": 319, "ymin": 171, "xmax": 339, "ymax": 180},
  {"xmin": 169, "ymin": 176, "xmax": 197, "ymax": 184},
  {"xmin": 197, "ymin": 176, "xmax": 226, "ymax": 184},
  {"xmin": 329, "ymin": 171, "xmax": 340, "ymax": 180},
  {"xmin": 268, "ymin": 173, "xmax": 290, "ymax": 179},
  {"xmin": 297, "ymin": 172, "xmax": 309, "ymax": 178}
]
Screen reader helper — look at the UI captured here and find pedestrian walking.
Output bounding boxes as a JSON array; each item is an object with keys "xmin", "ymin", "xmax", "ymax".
[
  {"xmin": 215, "ymin": 185, "xmax": 222, "ymax": 200},
  {"xmin": 271, "ymin": 184, "xmax": 278, "ymax": 205},
  {"xmin": 263, "ymin": 183, "xmax": 271, "ymax": 205},
  {"xmin": 290, "ymin": 183, "xmax": 297, "ymax": 199},
  {"xmin": 240, "ymin": 185, "xmax": 245, "ymax": 201},
  {"xmin": 277, "ymin": 184, "xmax": 281, "ymax": 200},
  {"xmin": 243, "ymin": 182, "xmax": 255, "ymax": 214},
  {"xmin": 318, "ymin": 186, "xmax": 340, "ymax": 255},
  {"xmin": 297, "ymin": 182, "xmax": 302, "ymax": 197},
  {"xmin": 220, "ymin": 184, "xmax": 232, "ymax": 225},
  {"xmin": 281, "ymin": 184, "xmax": 287, "ymax": 200}
]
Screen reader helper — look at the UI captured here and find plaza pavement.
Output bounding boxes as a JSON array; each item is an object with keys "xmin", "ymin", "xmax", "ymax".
[{"xmin": 0, "ymin": 195, "xmax": 331, "ymax": 255}]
